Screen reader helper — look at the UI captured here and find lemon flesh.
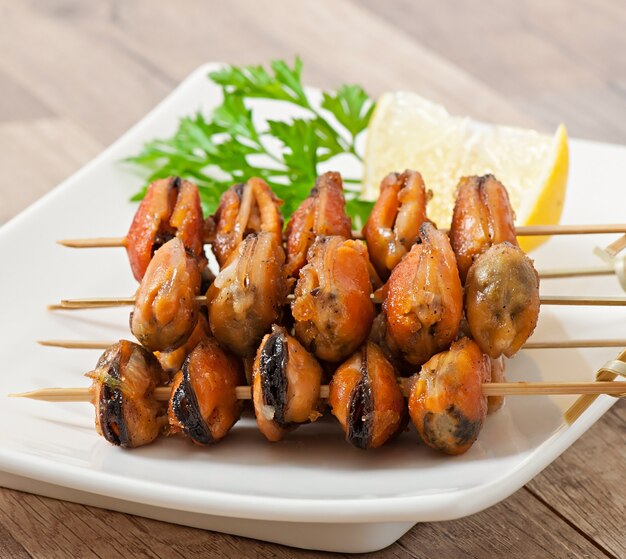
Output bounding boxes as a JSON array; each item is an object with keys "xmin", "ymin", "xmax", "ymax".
[{"xmin": 362, "ymin": 91, "xmax": 569, "ymax": 252}]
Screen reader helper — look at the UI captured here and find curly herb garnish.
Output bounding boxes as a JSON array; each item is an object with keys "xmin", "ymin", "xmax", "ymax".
[{"xmin": 125, "ymin": 57, "xmax": 375, "ymax": 227}]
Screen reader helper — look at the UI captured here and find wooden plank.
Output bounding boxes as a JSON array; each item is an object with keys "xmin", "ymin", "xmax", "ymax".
[
  {"xmin": 0, "ymin": 1, "xmax": 175, "ymax": 145},
  {"xmin": 358, "ymin": 0, "xmax": 626, "ymax": 142},
  {"xmin": 9, "ymin": 0, "xmax": 536, "ymax": 128},
  {"xmin": 0, "ymin": 118, "xmax": 101, "ymax": 224},
  {"xmin": 0, "ymin": 483, "xmax": 609, "ymax": 559},
  {"xmin": 396, "ymin": 487, "xmax": 608, "ymax": 559},
  {"xmin": 0, "ymin": 1, "xmax": 624, "ymax": 557},
  {"xmin": 0, "ymin": 69, "xmax": 53, "ymax": 124},
  {"xmin": 526, "ymin": 401, "xmax": 626, "ymax": 557},
  {"xmin": 0, "ymin": 519, "xmax": 30, "ymax": 559}
]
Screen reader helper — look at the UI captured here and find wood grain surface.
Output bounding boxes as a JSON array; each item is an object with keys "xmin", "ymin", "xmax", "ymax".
[{"xmin": 0, "ymin": 1, "xmax": 624, "ymax": 557}]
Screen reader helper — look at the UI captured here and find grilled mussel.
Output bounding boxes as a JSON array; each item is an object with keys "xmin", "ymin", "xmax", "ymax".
[
  {"xmin": 285, "ymin": 171, "xmax": 352, "ymax": 278},
  {"xmin": 464, "ymin": 242, "xmax": 540, "ymax": 358},
  {"xmin": 252, "ymin": 325, "xmax": 324, "ymax": 442},
  {"xmin": 212, "ymin": 177, "xmax": 283, "ymax": 267},
  {"xmin": 207, "ymin": 232, "xmax": 289, "ymax": 357},
  {"xmin": 168, "ymin": 338, "xmax": 244, "ymax": 445},
  {"xmin": 89, "ymin": 340, "xmax": 167, "ymax": 448},
  {"xmin": 329, "ymin": 342, "xmax": 406, "ymax": 449},
  {"xmin": 449, "ymin": 174, "xmax": 518, "ymax": 283},
  {"xmin": 382, "ymin": 222, "xmax": 463, "ymax": 366},
  {"xmin": 126, "ymin": 176, "xmax": 207, "ymax": 281},
  {"xmin": 292, "ymin": 236, "xmax": 375, "ymax": 362},
  {"xmin": 130, "ymin": 237, "xmax": 201, "ymax": 352},
  {"xmin": 362, "ymin": 170, "xmax": 430, "ymax": 280},
  {"xmin": 408, "ymin": 338, "xmax": 490, "ymax": 455}
]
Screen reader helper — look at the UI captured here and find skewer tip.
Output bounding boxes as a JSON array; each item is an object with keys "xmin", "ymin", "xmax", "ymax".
[{"xmin": 56, "ymin": 237, "xmax": 126, "ymax": 248}]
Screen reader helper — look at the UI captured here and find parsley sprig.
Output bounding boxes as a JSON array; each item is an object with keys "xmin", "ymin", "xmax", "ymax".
[{"xmin": 125, "ymin": 58, "xmax": 376, "ymax": 226}]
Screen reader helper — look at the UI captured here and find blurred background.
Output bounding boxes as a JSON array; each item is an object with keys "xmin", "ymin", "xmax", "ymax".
[
  {"xmin": 2, "ymin": 0, "xmax": 625, "ymax": 224},
  {"xmin": 0, "ymin": 2, "xmax": 623, "ymax": 557}
]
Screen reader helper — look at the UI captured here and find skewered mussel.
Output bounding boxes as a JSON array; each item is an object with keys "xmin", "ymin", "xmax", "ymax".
[
  {"xmin": 169, "ymin": 338, "xmax": 244, "ymax": 445},
  {"xmin": 329, "ymin": 342, "xmax": 406, "ymax": 449},
  {"xmin": 130, "ymin": 237, "xmax": 201, "ymax": 352},
  {"xmin": 285, "ymin": 171, "xmax": 352, "ymax": 278},
  {"xmin": 292, "ymin": 236, "xmax": 375, "ymax": 362},
  {"xmin": 382, "ymin": 222, "xmax": 463, "ymax": 366},
  {"xmin": 252, "ymin": 325, "xmax": 324, "ymax": 442},
  {"xmin": 207, "ymin": 232, "xmax": 289, "ymax": 357},
  {"xmin": 211, "ymin": 177, "xmax": 283, "ymax": 267},
  {"xmin": 362, "ymin": 170, "xmax": 430, "ymax": 280},
  {"xmin": 408, "ymin": 337, "xmax": 491, "ymax": 455},
  {"xmin": 88, "ymin": 340, "xmax": 167, "ymax": 448},
  {"xmin": 126, "ymin": 176, "xmax": 207, "ymax": 281},
  {"xmin": 449, "ymin": 174, "xmax": 518, "ymax": 283},
  {"xmin": 464, "ymin": 242, "xmax": 540, "ymax": 358}
]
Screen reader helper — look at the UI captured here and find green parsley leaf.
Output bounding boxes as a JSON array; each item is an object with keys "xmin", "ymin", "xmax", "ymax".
[
  {"xmin": 321, "ymin": 84, "xmax": 375, "ymax": 138},
  {"xmin": 125, "ymin": 58, "xmax": 376, "ymax": 221}
]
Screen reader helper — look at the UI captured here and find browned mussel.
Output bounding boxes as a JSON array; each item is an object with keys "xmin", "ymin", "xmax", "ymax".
[
  {"xmin": 126, "ymin": 176, "xmax": 207, "ymax": 282},
  {"xmin": 465, "ymin": 242, "xmax": 540, "ymax": 358},
  {"xmin": 449, "ymin": 174, "xmax": 518, "ymax": 283},
  {"xmin": 212, "ymin": 177, "xmax": 283, "ymax": 267},
  {"xmin": 285, "ymin": 171, "xmax": 352, "ymax": 278},
  {"xmin": 252, "ymin": 325, "xmax": 324, "ymax": 442},
  {"xmin": 88, "ymin": 340, "xmax": 167, "ymax": 448},
  {"xmin": 362, "ymin": 170, "xmax": 430, "ymax": 280},
  {"xmin": 155, "ymin": 314, "xmax": 210, "ymax": 376},
  {"xmin": 329, "ymin": 342, "xmax": 406, "ymax": 449},
  {"xmin": 382, "ymin": 222, "xmax": 463, "ymax": 366},
  {"xmin": 168, "ymin": 338, "xmax": 244, "ymax": 445},
  {"xmin": 130, "ymin": 238, "xmax": 201, "ymax": 352},
  {"xmin": 408, "ymin": 338, "xmax": 490, "ymax": 455},
  {"xmin": 292, "ymin": 236, "xmax": 375, "ymax": 363},
  {"xmin": 207, "ymin": 232, "xmax": 289, "ymax": 357}
]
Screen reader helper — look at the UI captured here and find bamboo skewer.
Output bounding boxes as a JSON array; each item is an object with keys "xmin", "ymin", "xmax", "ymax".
[
  {"xmin": 9, "ymin": 381, "xmax": 626, "ymax": 403},
  {"xmin": 538, "ymin": 266, "xmax": 615, "ymax": 280},
  {"xmin": 564, "ymin": 349, "xmax": 626, "ymax": 424},
  {"xmin": 57, "ymin": 223, "xmax": 626, "ymax": 248},
  {"xmin": 36, "ymin": 338, "xmax": 626, "ymax": 351},
  {"xmin": 48, "ymin": 294, "xmax": 626, "ymax": 310},
  {"xmin": 605, "ymin": 234, "xmax": 626, "ymax": 259},
  {"xmin": 58, "ymin": 237, "xmax": 127, "ymax": 248}
]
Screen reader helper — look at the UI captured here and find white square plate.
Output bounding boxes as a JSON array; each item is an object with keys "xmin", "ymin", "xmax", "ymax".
[{"xmin": 0, "ymin": 64, "xmax": 624, "ymax": 553}]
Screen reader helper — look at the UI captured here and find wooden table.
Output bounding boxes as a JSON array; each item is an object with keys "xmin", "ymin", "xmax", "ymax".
[{"xmin": 0, "ymin": 1, "xmax": 624, "ymax": 556}]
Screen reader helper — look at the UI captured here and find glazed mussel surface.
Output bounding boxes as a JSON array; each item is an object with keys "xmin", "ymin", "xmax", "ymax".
[
  {"xmin": 207, "ymin": 232, "xmax": 289, "ymax": 357},
  {"xmin": 329, "ymin": 342, "xmax": 406, "ymax": 449},
  {"xmin": 292, "ymin": 236, "xmax": 375, "ymax": 362},
  {"xmin": 362, "ymin": 170, "xmax": 429, "ymax": 280},
  {"xmin": 126, "ymin": 176, "xmax": 206, "ymax": 281},
  {"xmin": 382, "ymin": 222, "xmax": 463, "ymax": 366},
  {"xmin": 89, "ymin": 340, "xmax": 166, "ymax": 448},
  {"xmin": 464, "ymin": 242, "xmax": 540, "ymax": 358},
  {"xmin": 285, "ymin": 171, "xmax": 352, "ymax": 278},
  {"xmin": 408, "ymin": 338, "xmax": 490, "ymax": 455},
  {"xmin": 168, "ymin": 338, "xmax": 244, "ymax": 445},
  {"xmin": 252, "ymin": 325, "xmax": 323, "ymax": 442},
  {"xmin": 449, "ymin": 174, "xmax": 518, "ymax": 283},
  {"xmin": 211, "ymin": 177, "xmax": 283, "ymax": 267},
  {"xmin": 130, "ymin": 237, "xmax": 201, "ymax": 352}
]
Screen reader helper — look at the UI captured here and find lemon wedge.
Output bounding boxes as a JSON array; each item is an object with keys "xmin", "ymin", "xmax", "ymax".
[{"xmin": 362, "ymin": 91, "xmax": 569, "ymax": 252}]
